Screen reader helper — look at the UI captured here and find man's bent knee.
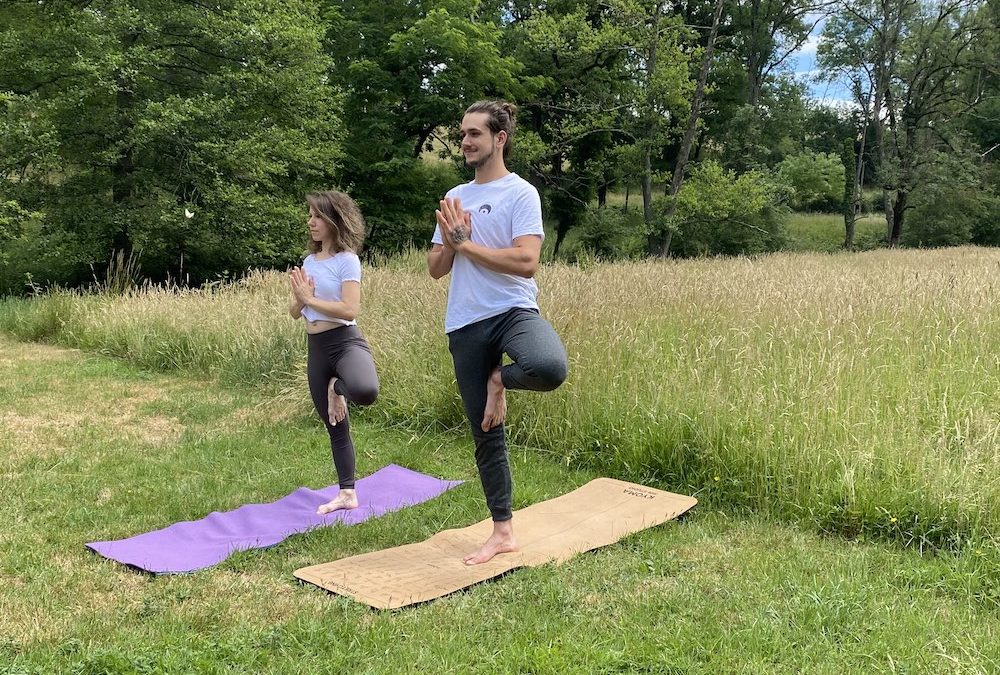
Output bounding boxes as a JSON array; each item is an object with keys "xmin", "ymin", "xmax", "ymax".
[{"xmin": 529, "ymin": 357, "xmax": 568, "ymax": 391}]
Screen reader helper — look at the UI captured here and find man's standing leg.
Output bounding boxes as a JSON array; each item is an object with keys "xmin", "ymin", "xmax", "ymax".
[
  {"xmin": 448, "ymin": 309, "xmax": 568, "ymax": 565},
  {"xmin": 448, "ymin": 317, "xmax": 519, "ymax": 564}
]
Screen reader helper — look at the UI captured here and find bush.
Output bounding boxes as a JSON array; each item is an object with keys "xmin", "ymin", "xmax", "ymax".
[
  {"xmin": 859, "ymin": 189, "xmax": 885, "ymax": 215},
  {"xmin": 658, "ymin": 161, "xmax": 789, "ymax": 257},
  {"xmin": 902, "ymin": 184, "xmax": 999, "ymax": 248},
  {"xmin": 779, "ymin": 150, "xmax": 846, "ymax": 212},
  {"xmin": 353, "ymin": 159, "xmax": 462, "ymax": 256},
  {"xmin": 565, "ymin": 205, "xmax": 646, "ymax": 261}
]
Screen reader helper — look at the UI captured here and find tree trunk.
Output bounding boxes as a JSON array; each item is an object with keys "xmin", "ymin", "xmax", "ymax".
[
  {"xmin": 643, "ymin": 145, "xmax": 657, "ymax": 254},
  {"xmin": 842, "ymin": 138, "xmax": 857, "ymax": 251},
  {"xmin": 878, "ymin": 1, "xmax": 908, "ymax": 244},
  {"xmin": 553, "ymin": 221, "xmax": 570, "ymax": 257},
  {"xmin": 746, "ymin": 0, "xmax": 763, "ymax": 107},
  {"xmin": 642, "ymin": 6, "xmax": 662, "ymax": 255},
  {"xmin": 413, "ymin": 127, "xmax": 434, "ymax": 158},
  {"xmin": 854, "ymin": 90, "xmax": 872, "ymax": 219},
  {"xmin": 111, "ymin": 28, "xmax": 141, "ymax": 257},
  {"xmin": 653, "ymin": 0, "xmax": 725, "ymax": 257},
  {"xmin": 889, "ymin": 188, "xmax": 906, "ymax": 247}
]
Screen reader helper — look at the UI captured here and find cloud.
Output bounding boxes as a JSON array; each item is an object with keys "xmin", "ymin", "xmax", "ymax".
[
  {"xmin": 798, "ymin": 34, "xmax": 822, "ymax": 56},
  {"xmin": 808, "ymin": 96, "xmax": 859, "ymax": 111}
]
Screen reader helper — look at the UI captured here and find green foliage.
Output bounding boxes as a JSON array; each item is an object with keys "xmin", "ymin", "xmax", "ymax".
[
  {"xmin": 903, "ymin": 184, "xmax": 1000, "ymax": 248},
  {"xmin": 779, "ymin": 150, "xmax": 846, "ymax": 212},
  {"xmin": 505, "ymin": 0, "xmax": 693, "ymax": 253},
  {"xmin": 803, "ymin": 106, "xmax": 857, "ymax": 157},
  {"xmin": 323, "ymin": 0, "xmax": 524, "ymax": 255},
  {"xmin": 709, "ymin": 78, "xmax": 810, "ymax": 172},
  {"xmin": 567, "ymin": 205, "xmax": 646, "ymax": 261},
  {"xmin": 1, "ymin": 0, "xmax": 995, "ymax": 280},
  {"xmin": 658, "ymin": 161, "xmax": 788, "ymax": 256},
  {"xmin": 859, "ymin": 188, "xmax": 884, "ymax": 215},
  {"xmin": 900, "ymin": 144, "xmax": 1000, "ymax": 248},
  {"xmin": 358, "ymin": 158, "xmax": 462, "ymax": 254},
  {"xmin": 0, "ymin": 0, "xmax": 340, "ymax": 291},
  {"xmin": 0, "ymin": 201, "xmax": 33, "ymax": 263}
]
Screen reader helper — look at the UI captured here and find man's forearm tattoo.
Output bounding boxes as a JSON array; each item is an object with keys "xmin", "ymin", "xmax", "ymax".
[{"xmin": 448, "ymin": 224, "xmax": 470, "ymax": 246}]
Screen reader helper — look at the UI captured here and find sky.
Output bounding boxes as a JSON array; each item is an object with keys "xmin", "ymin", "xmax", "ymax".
[{"xmin": 786, "ymin": 14, "xmax": 856, "ymax": 109}]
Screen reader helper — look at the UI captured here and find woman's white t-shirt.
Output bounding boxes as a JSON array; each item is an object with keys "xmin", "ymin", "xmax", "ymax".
[{"xmin": 300, "ymin": 251, "xmax": 361, "ymax": 325}]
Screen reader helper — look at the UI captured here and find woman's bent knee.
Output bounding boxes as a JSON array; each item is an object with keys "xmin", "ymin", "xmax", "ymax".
[{"xmin": 351, "ymin": 384, "xmax": 379, "ymax": 406}]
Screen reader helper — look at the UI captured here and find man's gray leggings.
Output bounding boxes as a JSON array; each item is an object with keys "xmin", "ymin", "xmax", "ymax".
[{"xmin": 448, "ymin": 307, "xmax": 568, "ymax": 521}]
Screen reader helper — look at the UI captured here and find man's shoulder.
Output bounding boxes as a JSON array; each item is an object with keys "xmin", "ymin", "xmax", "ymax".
[
  {"xmin": 505, "ymin": 173, "xmax": 540, "ymax": 199},
  {"xmin": 446, "ymin": 181, "xmax": 473, "ymax": 198}
]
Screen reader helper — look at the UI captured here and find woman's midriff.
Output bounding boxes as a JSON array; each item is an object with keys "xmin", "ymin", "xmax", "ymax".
[{"xmin": 305, "ymin": 319, "xmax": 350, "ymax": 335}]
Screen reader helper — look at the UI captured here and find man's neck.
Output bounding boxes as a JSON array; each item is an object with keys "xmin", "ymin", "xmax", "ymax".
[{"xmin": 474, "ymin": 158, "xmax": 510, "ymax": 184}]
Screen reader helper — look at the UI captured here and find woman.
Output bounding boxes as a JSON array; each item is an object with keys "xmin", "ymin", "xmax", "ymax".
[{"xmin": 288, "ymin": 191, "xmax": 379, "ymax": 514}]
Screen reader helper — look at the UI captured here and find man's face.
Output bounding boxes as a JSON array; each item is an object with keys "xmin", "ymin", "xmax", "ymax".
[{"xmin": 460, "ymin": 112, "xmax": 504, "ymax": 169}]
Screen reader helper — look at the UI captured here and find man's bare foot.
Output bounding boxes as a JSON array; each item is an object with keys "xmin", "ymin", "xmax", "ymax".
[
  {"xmin": 464, "ymin": 520, "xmax": 518, "ymax": 565},
  {"xmin": 327, "ymin": 377, "xmax": 347, "ymax": 426},
  {"xmin": 317, "ymin": 488, "xmax": 358, "ymax": 515},
  {"xmin": 481, "ymin": 366, "xmax": 507, "ymax": 432}
]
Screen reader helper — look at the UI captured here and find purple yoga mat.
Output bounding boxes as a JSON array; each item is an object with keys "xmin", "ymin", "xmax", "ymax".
[{"xmin": 86, "ymin": 464, "xmax": 463, "ymax": 574}]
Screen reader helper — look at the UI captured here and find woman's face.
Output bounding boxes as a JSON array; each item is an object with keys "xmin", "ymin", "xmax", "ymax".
[{"xmin": 307, "ymin": 207, "xmax": 333, "ymax": 243}]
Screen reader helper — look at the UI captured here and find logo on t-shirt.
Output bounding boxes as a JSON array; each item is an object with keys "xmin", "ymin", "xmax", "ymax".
[{"xmin": 478, "ymin": 204, "xmax": 492, "ymax": 214}]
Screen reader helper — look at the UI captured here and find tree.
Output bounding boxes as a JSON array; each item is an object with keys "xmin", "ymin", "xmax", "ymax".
[
  {"xmin": 820, "ymin": 0, "xmax": 994, "ymax": 247},
  {"xmin": 502, "ymin": 0, "xmax": 645, "ymax": 256},
  {"xmin": 841, "ymin": 137, "xmax": 858, "ymax": 249},
  {"xmin": 650, "ymin": 0, "xmax": 725, "ymax": 256},
  {"xmin": 321, "ymin": 0, "xmax": 524, "ymax": 252},
  {"xmin": 729, "ymin": 0, "xmax": 832, "ymax": 107},
  {"xmin": 0, "ymin": 0, "xmax": 339, "ymax": 287}
]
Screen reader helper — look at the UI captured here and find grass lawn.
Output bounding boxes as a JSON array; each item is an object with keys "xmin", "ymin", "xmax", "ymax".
[
  {"xmin": 3, "ymin": 335, "xmax": 1000, "ymax": 673},
  {"xmin": 782, "ymin": 212, "xmax": 886, "ymax": 252}
]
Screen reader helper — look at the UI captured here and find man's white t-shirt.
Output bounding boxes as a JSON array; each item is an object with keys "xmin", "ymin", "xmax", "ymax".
[
  {"xmin": 431, "ymin": 173, "xmax": 545, "ymax": 333},
  {"xmin": 300, "ymin": 251, "xmax": 361, "ymax": 326}
]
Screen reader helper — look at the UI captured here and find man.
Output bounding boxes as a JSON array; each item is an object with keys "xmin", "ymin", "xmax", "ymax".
[{"xmin": 427, "ymin": 100, "xmax": 568, "ymax": 565}]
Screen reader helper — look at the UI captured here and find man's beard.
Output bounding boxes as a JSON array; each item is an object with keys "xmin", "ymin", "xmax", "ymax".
[{"xmin": 465, "ymin": 146, "xmax": 495, "ymax": 169}]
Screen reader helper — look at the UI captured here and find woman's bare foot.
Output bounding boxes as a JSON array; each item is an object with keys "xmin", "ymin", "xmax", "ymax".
[
  {"xmin": 328, "ymin": 377, "xmax": 347, "ymax": 426},
  {"xmin": 317, "ymin": 488, "xmax": 358, "ymax": 515},
  {"xmin": 464, "ymin": 520, "xmax": 518, "ymax": 565},
  {"xmin": 481, "ymin": 366, "xmax": 506, "ymax": 432}
]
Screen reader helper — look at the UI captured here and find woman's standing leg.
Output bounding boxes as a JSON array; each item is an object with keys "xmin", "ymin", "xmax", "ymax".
[{"xmin": 307, "ymin": 329, "xmax": 379, "ymax": 514}]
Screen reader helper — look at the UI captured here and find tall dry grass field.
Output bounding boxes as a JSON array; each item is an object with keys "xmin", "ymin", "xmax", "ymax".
[{"xmin": 2, "ymin": 247, "xmax": 997, "ymax": 549}]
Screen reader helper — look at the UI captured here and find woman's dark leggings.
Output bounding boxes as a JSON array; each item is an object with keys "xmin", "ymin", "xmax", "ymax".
[
  {"xmin": 448, "ymin": 308, "xmax": 568, "ymax": 522},
  {"xmin": 307, "ymin": 326, "xmax": 379, "ymax": 489}
]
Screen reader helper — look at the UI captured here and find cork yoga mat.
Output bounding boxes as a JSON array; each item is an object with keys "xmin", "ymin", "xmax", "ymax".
[{"xmin": 294, "ymin": 477, "xmax": 697, "ymax": 609}]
